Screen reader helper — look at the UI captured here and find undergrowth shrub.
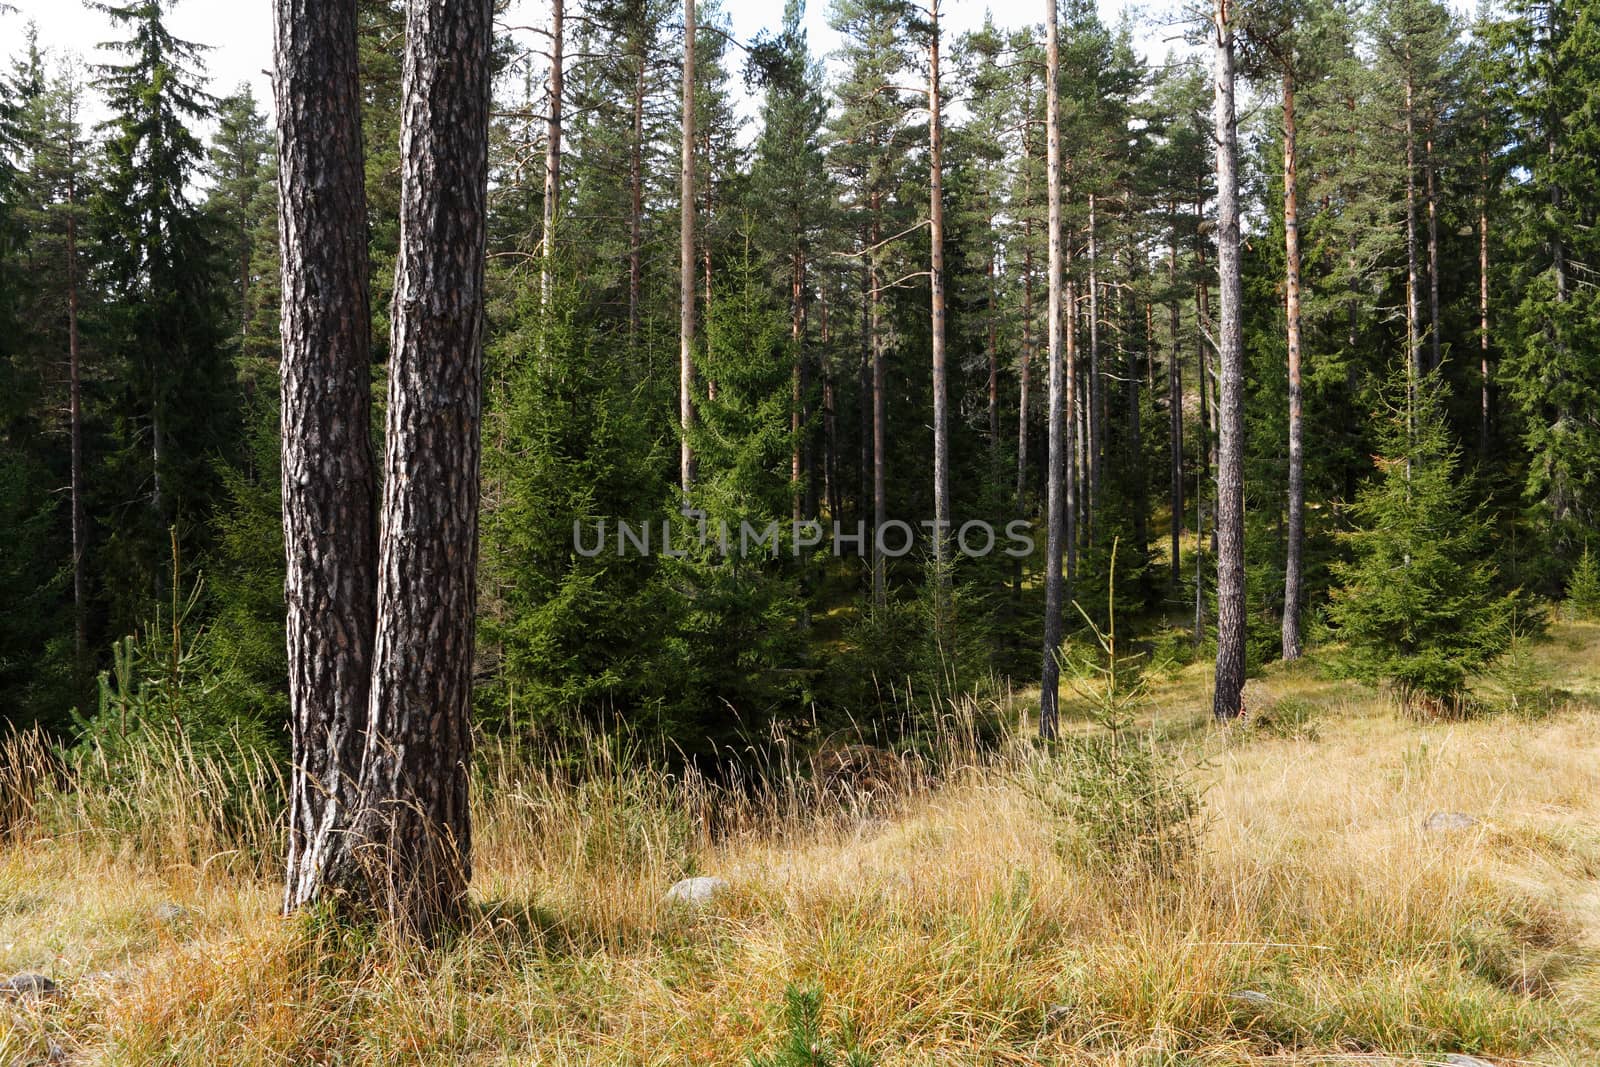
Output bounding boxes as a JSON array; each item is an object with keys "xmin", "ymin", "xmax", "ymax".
[
  {"xmin": 747, "ymin": 984, "xmax": 873, "ymax": 1067},
  {"xmin": 1023, "ymin": 735, "xmax": 1199, "ymax": 872}
]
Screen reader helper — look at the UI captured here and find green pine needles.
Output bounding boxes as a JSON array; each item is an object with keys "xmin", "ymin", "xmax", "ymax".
[
  {"xmin": 1565, "ymin": 546, "xmax": 1600, "ymax": 621},
  {"xmin": 1328, "ymin": 363, "xmax": 1517, "ymax": 715}
]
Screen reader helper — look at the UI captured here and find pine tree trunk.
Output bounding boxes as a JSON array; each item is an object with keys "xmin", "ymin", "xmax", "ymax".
[
  {"xmin": 871, "ymin": 207, "xmax": 887, "ymax": 608},
  {"xmin": 67, "ymin": 162, "xmax": 86, "ymax": 671},
  {"xmin": 1016, "ymin": 147, "xmax": 1034, "ymax": 602},
  {"xmin": 1404, "ymin": 68, "xmax": 1421, "ymax": 415},
  {"xmin": 1479, "ymin": 140, "xmax": 1491, "ymax": 457},
  {"xmin": 1168, "ymin": 214, "xmax": 1183, "ymax": 595},
  {"xmin": 987, "ymin": 198, "xmax": 999, "ymax": 454},
  {"xmin": 858, "ymin": 257, "xmax": 872, "ymax": 535},
  {"xmin": 540, "ymin": 0, "xmax": 562, "ymax": 305},
  {"xmin": 273, "ymin": 0, "xmax": 380, "ymax": 914},
  {"xmin": 1211, "ymin": 0, "xmax": 1247, "ymax": 721},
  {"xmin": 351, "ymin": 0, "xmax": 491, "ymax": 935},
  {"xmin": 1041, "ymin": 0, "xmax": 1066, "ymax": 740},
  {"xmin": 628, "ymin": 50, "xmax": 645, "ymax": 343},
  {"xmin": 1281, "ymin": 67, "xmax": 1305, "ymax": 663},
  {"xmin": 1087, "ymin": 193, "xmax": 1101, "ymax": 534},
  {"xmin": 792, "ymin": 250, "xmax": 805, "ymax": 521},
  {"xmin": 1425, "ymin": 122, "xmax": 1441, "ymax": 371},
  {"xmin": 679, "ymin": 0, "xmax": 696, "ymax": 491},
  {"xmin": 928, "ymin": 0, "xmax": 951, "ymax": 593}
]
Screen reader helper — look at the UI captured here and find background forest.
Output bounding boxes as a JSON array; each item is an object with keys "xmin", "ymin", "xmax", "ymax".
[{"xmin": 1, "ymin": 0, "xmax": 1598, "ymax": 759}]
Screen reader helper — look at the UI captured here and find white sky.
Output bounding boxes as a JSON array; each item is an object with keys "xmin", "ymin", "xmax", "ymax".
[{"xmin": 1, "ymin": 0, "xmax": 1191, "ymax": 125}]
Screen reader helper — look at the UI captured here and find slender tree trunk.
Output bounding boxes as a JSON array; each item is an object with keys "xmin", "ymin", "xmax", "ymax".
[
  {"xmin": 67, "ymin": 161, "xmax": 86, "ymax": 670},
  {"xmin": 1168, "ymin": 212, "xmax": 1183, "ymax": 596},
  {"xmin": 678, "ymin": 0, "xmax": 696, "ymax": 491},
  {"xmin": 1016, "ymin": 141, "xmax": 1035, "ymax": 601},
  {"xmin": 1281, "ymin": 66, "xmax": 1305, "ymax": 663},
  {"xmin": 1211, "ymin": 0, "xmax": 1246, "ymax": 721},
  {"xmin": 540, "ymin": 0, "xmax": 562, "ymax": 304},
  {"xmin": 792, "ymin": 249, "xmax": 806, "ymax": 521},
  {"xmin": 1067, "ymin": 269, "xmax": 1079, "ymax": 580},
  {"xmin": 1041, "ymin": 0, "xmax": 1066, "ymax": 740},
  {"xmin": 871, "ymin": 207, "xmax": 887, "ymax": 608},
  {"xmin": 1479, "ymin": 138, "xmax": 1491, "ymax": 457},
  {"xmin": 987, "ymin": 197, "xmax": 1000, "ymax": 454},
  {"xmin": 822, "ymin": 290, "xmax": 839, "ymax": 520},
  {"xmin": 1129, "ymin": 291, "xmax": 1147, "ymax": 558},
  {"xmin": 273, "ymin": 0, "xmax": 379, "ymax": 914},
  {"xmin": 1425, "ymin": 121, "xmax": 1441, "ymax": 371},
  {"xmin": 1087, "ymin": 193, "xmax": 1101, "ymax": 531},
  {"xmin": 628, "ymin": 47, "xmax": 645, "ymax": 342},
  {"xmin": 859, "ymin": 256, "xmax": 872, "ymax": 534},
  {"xmin": 351, "ymin": 0, "xmax": 492, "ymax": 935},
  {"xmin": 1404, "ymin": 67, "xmax": 1421, "ymax": 418},
  {"xmin": 928, "ymin": 0, "xmax": 951, "ymax": 595}
]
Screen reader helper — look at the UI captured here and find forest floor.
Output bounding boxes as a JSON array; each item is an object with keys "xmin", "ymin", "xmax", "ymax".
[{"xmin": 2, "ymin": 623, "xmax": 1600, "ymax": 1065}]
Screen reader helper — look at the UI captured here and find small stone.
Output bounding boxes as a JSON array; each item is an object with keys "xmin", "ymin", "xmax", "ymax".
[
  {"xmin": 0, "ymin": 973, "xmax": 60, "ymax": 999},
  {"xmin": 1226, "ymin": 989, "xmax": 1273, "ymax": 1006},
  {"xmin": 1424, "ymin": 812, "xmax": 1480, "ymax": 833},
  {"xmin": 1439, "ymin": 1056, "xmax": 1495, "ymax": 1067},
  {"xmin": 664, "ymin": 876, "xmax": 729, "ymax": 907}
]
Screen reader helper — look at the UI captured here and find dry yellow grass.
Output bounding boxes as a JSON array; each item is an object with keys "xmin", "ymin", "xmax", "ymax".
[{"xmin": 2, "ymin": 623, "xmax": 1599, "ymax": 1065}]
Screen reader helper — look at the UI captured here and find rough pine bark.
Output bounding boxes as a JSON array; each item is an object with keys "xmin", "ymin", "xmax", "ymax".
[
  {"xmin": 1041, "ymin": 0, "xmax": 1066, "ymax": 740},
  {"xmin": 1211, "ymin": 0, "xmax": 1247, "ymax": 721},
  {"xmin": 679, "ymin": 0, "xmax": 696, "ymax": 491},
  {"xmin": 351, "ymin": 0, "xmax": 492, "ymax": 935},
  {"xmin": 272, "ymin": 0, "xmax": 379, "ymax": 914},
  {"xmin": 1281, "ymin": 67, "xmax": 1305, "ymax": 663}
]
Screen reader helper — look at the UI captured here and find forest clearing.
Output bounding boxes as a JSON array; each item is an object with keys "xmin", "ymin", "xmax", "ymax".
[
  {"xmin": 1, "ymin": 619, "xmax": 1598, "ymax": 1065},
  {"xmin": 4, "ymin": 0, "xmax": 1600, "ymax": 1059}
]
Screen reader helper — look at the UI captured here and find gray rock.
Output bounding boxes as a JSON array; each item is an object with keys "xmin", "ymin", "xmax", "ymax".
[
  {"xmin": 0, "ymin": 973, "xmax": 60, "ymax": 999},
  {"xmin": 1226, "ymin": 989, "xmax": 1274, "ymax": 1006},
  {"xmin": 1423, "ymin": 812, "xmax": 1480, "ymax": 833},
  {"xmin": 664, "ymin": 876, "xmax": 729, "ymax": 907},
  {"xmin": 1438, "ymin": 1056, "xmax": 1495, "ymax": 1067},
  {"xmin": 154, "ymin": 902, "xmax": 189, "ymax": 923}
]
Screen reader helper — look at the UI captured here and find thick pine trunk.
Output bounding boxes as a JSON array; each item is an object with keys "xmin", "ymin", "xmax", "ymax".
[
  {"xmin": 928, "ymin": 0, "xmax": 951, "ymax": 591},
  {"xmin": 1041, "ymin": 0, "xmax": 1066, "ymax": 740},
  {"xmin": 1281, "ymin": 68, "xmax": 1305, "ymax": 663},
  {"xmin": 352, "ymin": 0, "xmax": 492, "ymax": 935},
  {"xmin": 679, "ymin": 0, "xmax": 696, "ymax": 491},
  {"xmin": 540, "ymin": 0, "xmax": 562, "ymax": 304},
  {"xmin": 273, "ymin": 0, "xmax": 380, "ymax": 914},
  {"xmin": 1211, "ymin": 0, "xmax": 1246, "ymax": 721}
]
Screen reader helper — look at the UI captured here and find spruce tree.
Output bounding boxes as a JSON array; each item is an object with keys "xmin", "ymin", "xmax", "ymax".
[{"xmin": 1328, "ymin": 364, "xmax": 1514, "ymax": 713}]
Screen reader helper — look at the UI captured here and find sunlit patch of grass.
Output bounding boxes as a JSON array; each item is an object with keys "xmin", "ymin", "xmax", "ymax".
[{"xmin": 1, "ymin": 628, "xmax": 1599, "ymax": 1063}]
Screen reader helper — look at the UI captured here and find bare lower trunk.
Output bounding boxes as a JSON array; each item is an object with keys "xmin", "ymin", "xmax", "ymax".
[
  {"xmin": 871, "ymin": 210, "xmax": 887, "ymax": 608},
  {"xmin": 1041, "ymin": 0, "xmax": 1065, "ymax": 740},
  {"xmin": 928, "ymin": 0, "xmax": 951, "ymax": 594},
  {"xmin": 67, "ymin": 164, "xmax": 86, "ymax": 669},
  {"xmin": 1087, "ymin": 194, "xmax": 1101, "ymax": 532},
  {"xmin": 1404, "ymin": 69, "xmax": 1420, "ymax": 424},
  {"xmin": 1211, "ymin": 0, "xmax": 1246, "ymax": 721},
  {"xmin": 273, "ymin": 0, "xmax": 379, "ymax": 913},
  {"xmin": 791, "ymin": 250, "xmax": 806, "ymax": 521},
  {"xmin": 1281, "ymin": 67, "xmax": 1305, "ymax": 663},
  {"xmin": 1167, "ymin": 213, "xmax": 1183, "ymax": 595},
  {"xmin": 628, "ymin": 52, "xmax": 644, "ymax": 343},
  {"xmin": 678, "ymin": 0, "xmax": 696, "ymax": 491},
  {"xmin": 351, "ymin": 0, "xmax": 491, "ymax": 936}
]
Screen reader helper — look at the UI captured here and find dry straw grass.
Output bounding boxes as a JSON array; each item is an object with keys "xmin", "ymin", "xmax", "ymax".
[{"xmin": 2, "ymin": 623, "xmax": 1599, "ymax": 1065}]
